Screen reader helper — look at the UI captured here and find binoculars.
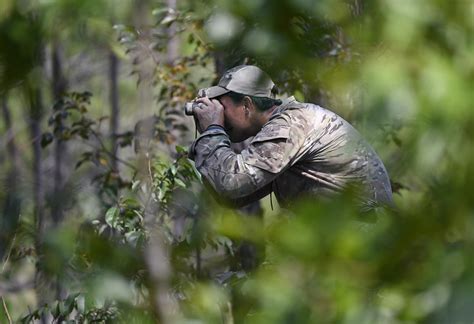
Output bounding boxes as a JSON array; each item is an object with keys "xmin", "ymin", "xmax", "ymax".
[
  {"xmin": 184, "ymin": 101, "xmax": 200, "ymax": 116},
  {"xmin": 184, "ymin": 88, "xmax": 207, "ymax": 116}
]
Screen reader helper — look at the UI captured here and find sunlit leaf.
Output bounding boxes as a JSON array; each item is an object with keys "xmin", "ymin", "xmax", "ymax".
[{"xmin": 105, "ymin": 206, "xmax": 119, "ymax": 227}]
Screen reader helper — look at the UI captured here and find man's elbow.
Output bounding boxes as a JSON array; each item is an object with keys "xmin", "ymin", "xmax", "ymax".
[{"xmin": 214, "ymin": 175, "xmax": 256, "ymax": 200}]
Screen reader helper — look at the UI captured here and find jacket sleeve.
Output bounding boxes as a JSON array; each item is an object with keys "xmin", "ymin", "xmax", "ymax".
[{"xmin": 189, "ymin": 117, "xmax": 303, "ymax": 202}]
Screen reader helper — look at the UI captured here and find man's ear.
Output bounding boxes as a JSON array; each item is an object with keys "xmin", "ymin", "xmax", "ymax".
[{"xmin": 243, "ymin": 96, "xmax": 253, "ymax": 114}]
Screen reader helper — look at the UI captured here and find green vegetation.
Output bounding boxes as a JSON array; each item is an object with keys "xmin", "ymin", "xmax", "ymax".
[{"xmin": 0, "ymin": 0, "xmax": 472, "ymax": 323}]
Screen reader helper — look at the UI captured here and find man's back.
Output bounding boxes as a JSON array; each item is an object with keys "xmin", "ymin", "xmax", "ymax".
[{"xmin": 244, "ymin": 96, "xmax": 393, "ymax": 208}]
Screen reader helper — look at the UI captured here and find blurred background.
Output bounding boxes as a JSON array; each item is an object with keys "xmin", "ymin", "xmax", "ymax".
[{"xmin": 0, "ymin": 0, "xmax": 473, "ymax": 322}]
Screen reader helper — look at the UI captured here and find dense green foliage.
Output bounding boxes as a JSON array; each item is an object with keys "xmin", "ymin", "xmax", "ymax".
[{"xmin": 0, "ymin": 0, "xmax": 473, "ymax": 323}]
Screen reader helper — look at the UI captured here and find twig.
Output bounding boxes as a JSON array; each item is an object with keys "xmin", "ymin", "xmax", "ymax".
[
  {"xmin": 148, "ymin": 156, "xmax": 154, "ymax": 184},
  {"xmin": 1, "ymin": 235, "xmax": 15, "ymax": 273},
  {"xmin": 89, "ymin": 129, "xmax": 138, "ymax": 171},
  {"xmin": 1, "ymin": 297, "xmax": 12, "ymax": 324}
]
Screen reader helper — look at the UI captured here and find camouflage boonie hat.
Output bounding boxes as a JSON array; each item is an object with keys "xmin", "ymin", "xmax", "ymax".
[{"xmin": 204, "ymin": 65, "xmax": 275, "ymax": 99}]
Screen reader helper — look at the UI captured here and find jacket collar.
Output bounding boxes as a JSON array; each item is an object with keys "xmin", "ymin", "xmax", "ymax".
[{"xmin": 270, "ymin": 96, "xmax": 297, "ymax": 118}]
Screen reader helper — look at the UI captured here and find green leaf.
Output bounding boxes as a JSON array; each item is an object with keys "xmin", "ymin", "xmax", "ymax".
[
  {"xmin": 98, "ymin": 224, "xmax": 107, "ymax": 235},
  {"xmin": 113, "ymin": 24, "xmax": 125, "ymax": 31},
  {"xmin": 58, "ymin": 301, "xmax": 67, "ymax": 317},
  {"xmin": 52, "ymin": 301, "xmax": 60, "ymax": 318},
  {"xmin": 64, "ymin": 293, "xmax": 80, "ymax": 314},
  {"xmin": 157, "ymin": 187, "xmax": 165, "ymax": 200},
  {"xmin": 76, "ymin": 295, "xmax": 85, "ymax": 313},
  {"xmin": 161, "ymin": 14, "xmax": 177, "ymax": 27},
  {"xmin": 41, "ymin": 132, "xmax": 54, "ymax": 148},
  {"xmin": 125, "ymin": 231, "xmax": 142, "ymax": 246},
  {"xmin": 122, "ymin": 197, "xmax": 140, "ymax": 208},
  {"xmin": 176, "ymin": 145, "xmax": 188, "ymax": 155},
  {"xmin": 105, "ymin": 206, "xmax": 120, "ymax": 227},
  {"xmin": 131, "ymin": 180, "xmax": 141, "ymax": 191},
  {"xmin": 152, "ymin": 8, "xmax": 169, "ymax": 17},
  {"xmin": 170, "ymin": 165, "xmax": 177, "ymax": 176},
  {"xmin": 175, "ymin": 178, "xmax": 187, "ymax": 188},
  {"xmin": 20, "ymin": 314, "xmax": 33, "ymax": 323},
  {"xmin": 133, "ymin": 210, "xmax": 143, "ymax": 221}
]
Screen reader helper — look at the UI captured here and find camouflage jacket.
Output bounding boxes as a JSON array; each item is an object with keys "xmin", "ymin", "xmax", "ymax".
[{"xmin": 190, "ymin": 96, "xmax": 393, "ymax": 209}]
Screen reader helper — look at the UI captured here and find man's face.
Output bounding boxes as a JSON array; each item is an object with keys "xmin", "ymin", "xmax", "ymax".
[{"xmin": 218, "ymin": 95, "xmax": 253, "ymax": 143}]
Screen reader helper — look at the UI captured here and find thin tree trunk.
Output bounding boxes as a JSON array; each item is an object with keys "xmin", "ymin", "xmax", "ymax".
[
  {"xmin": 351, "ymin": 0, "xmax": 363, "ymax": 16},
  {"xmin": 51, "ymin": 41, "xmax": 67, "ymax": 226},
  {"xmin": 28, "ymin": 87, "xmax": 45, "ymax": 242},
  {"xmin": 0, "ymin": 95, "xmax": 21, "ymax": 261},
  {"xmin": 213, "ymin": 52, "xmax": 228, "ymax": 77},
  {"xmin": 51, "ymin": 41, "xmax": 68, "ymax": 303},
  {"xmin": 27, "ymin": 84, "xmax": 47, "ymax": 322},
  {"xmin": 144, "ymin": 203, "xmax": 175, "ymax": 323},
  {"xmin": 133, "ymin": 0, "xmax": 151, "ymax": 28},
  {"xmin": 1, "ymin": 95, "xmax": 19, "ymax": 169},
  {"xmin": 109, "ymin": 51, "xmax": 119, "ymax": 171},
  {"xmin": 166, "ymin": 0, "xmax": 178, "ymax": 64}
]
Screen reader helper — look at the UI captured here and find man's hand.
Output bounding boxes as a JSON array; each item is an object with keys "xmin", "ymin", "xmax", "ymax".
[{"xmin": 193, "ymin": 97, "xmax": 225, "ymax": 133}]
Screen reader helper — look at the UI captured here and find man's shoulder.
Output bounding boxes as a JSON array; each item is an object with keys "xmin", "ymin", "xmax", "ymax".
[
  {"xmin": 270, "ymin": 99, "xmax": 318, "ymax": 128},
  {"xmin": 252, "ymin": 117, "xmax": 292, "ymax": 143},
  {"xmin": 252, "ymin": 102, "xmax": 312, "ymax": 144},
  {"xmin": 272, "ymin": 97, "xmax": 322, "ymax": 119}
]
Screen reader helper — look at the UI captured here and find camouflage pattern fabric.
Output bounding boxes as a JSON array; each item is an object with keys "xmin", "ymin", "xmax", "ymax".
[{"xmin": 189, "ymin": 96, "xmax": 393, "ymax": 209}]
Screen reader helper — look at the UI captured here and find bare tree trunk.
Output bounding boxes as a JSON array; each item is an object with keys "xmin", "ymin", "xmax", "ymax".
[
  {"xmin": 136, "ymin": 156, "xmax": 176, "ymax": 323},
  {"xmin": 0, "ymin": 95, "xmax": 21, "ymax": 261},
  {"xmin": 51, "ymin": 41, "xmax": 67, "ymax": 226},
  {"xmin": 166, "ymin": 0, "xmax": 178, "ymax": 64},
  {"xmin": 109, "ymin": 51, "xmax": 119, "ymax": 172},
  {"xmin": 132, "ymin": 0, "xmax": 155, "ymax": 120},
  {"xmin": 26, "ymin": 83, "xmax": 48, "ymax": 323},
  {"xmin": 144, "ymin": 207, "xmax": 175, "ymax": 323}
]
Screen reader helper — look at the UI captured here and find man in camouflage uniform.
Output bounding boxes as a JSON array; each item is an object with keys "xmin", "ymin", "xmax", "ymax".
[{"xmin": 189, "ymin": 65, "xmax": 393, "ymax": 210}]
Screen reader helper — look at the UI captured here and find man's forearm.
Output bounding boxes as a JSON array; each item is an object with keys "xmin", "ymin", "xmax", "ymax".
[{"xmin": 190, "ymin": 130, "xmax": 276, "ymax": 201}]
